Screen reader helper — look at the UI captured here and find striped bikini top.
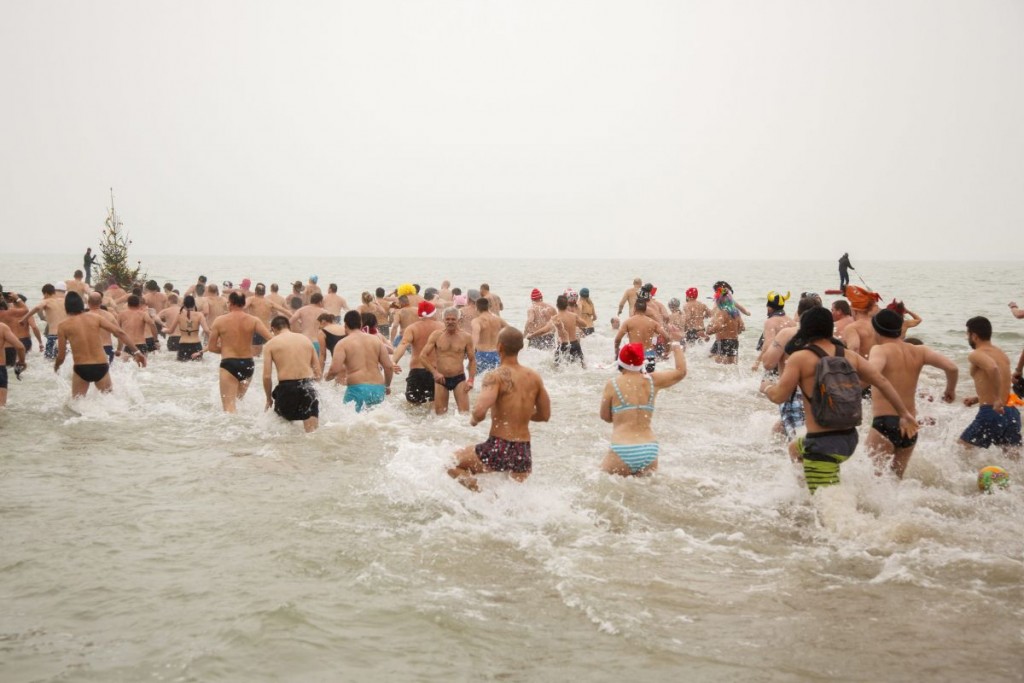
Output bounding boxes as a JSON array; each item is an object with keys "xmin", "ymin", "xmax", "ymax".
[{"xmin": 611, "ymin": 375, "xmax": 656, "ymax": 413}]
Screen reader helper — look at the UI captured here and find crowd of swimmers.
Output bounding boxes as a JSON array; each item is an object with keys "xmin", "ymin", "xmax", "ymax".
[{"xmin": 0, "ymin": 270, "xmax": 1021, "ymax": 493}]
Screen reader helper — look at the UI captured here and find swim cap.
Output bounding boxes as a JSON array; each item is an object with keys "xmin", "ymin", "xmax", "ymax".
[
  {"xmin": 397, "ymin": 283, "xmax": 416, "ymax": 297},
  {"xmin": 686, "ymin": 287, "xmax": 698, "ymax": 300},
  {"xmin": 531, "ymin": 288, "xmax": 542, "ymax": 301},
  {"xmin": 453, "ymin": 294, "xmax": 468, "ymax": 306},
  {"xmin": 766, "ymin": 290, "xmax": 791, "ymax": 309},
  {"xmin": 668, "ymin": 298, "xmax": 680, "ymax": 309},
  {"xmin": 467, "ymin": 289, "xmax": 480, "ymax": 302},
  {"xmin": 417, "ymin": 301, "xmax": 436, "ymax": 318},
  {"xmin": 564, "ymin": 288, "xmax": 578, "ymax": 303},
  {"xmin": 240, "ymin": 278, "xmax": 251, "ymax": 290},
  {"xmin": 580, "ymin": 288, "xmax": 589, "ymax": 297},
  {"xmin": 310, "ymin": 275, "xmax": 318, "ymax": 284},
  {"xmin": 871, "ymin": 309, "xmax": 903, "ymax": 338},
  {"xmin": 845, "ymin": 285, "xmax": 881, "ymax": 311},
  {"xmin": 223, "ymin": 280, "xmax": 234, "ymax": 289},
  {"xmin": 54, "ymin": 281, "xmax": 67, "ymax": 291},
  {"xmin": 618, "ymin": 343, "xmax": 645, "ymax": 372}
]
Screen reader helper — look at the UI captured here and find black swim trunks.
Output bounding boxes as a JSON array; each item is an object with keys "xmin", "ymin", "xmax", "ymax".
[
  {"xmin": 0, "ymin": 365, "xmax": 6, "ymax": 389},
  {"xmin": 871, "ymin": 415, "xmax": 918, "ymax": 449},
  {"xmin": 405, "ymin": 367, "xmax": 435, "ymax": 404},
  {"xmin": 581, "ymin": 327, "xmax": 595, "ymax": 337},
  {"xmin": 166, "ymin": 335, "xmax": 180, "ymax": 351},
  {"xmin": 555, "ymin": 340, "xmax": 584, "ymax": 366},
  {"xmin": 103, "ymin": 345, "xmax": 114, "ymax": 363},
  {"xmin": 145, "ymin": 337, "xmax": 157, "ymax": 352},
  {"xmin": 252, "ymin": 332, "xmax": 266, "ymax": 346},
  {"xmin": 475, "ymin": 436, "xmax": 532, "ymax": 473},
  {"xmin": 4, "ymin": 347, "xmax": 15, "ymax": 367},
  {"xmin": 220, "ymin": 358, "xmax": 255, "ymax": 381},
  {"xmin": 177, "ymin": 342, "xmax": 202, "ymax": 362},
  {"xmin": 272, "ymin": 378, "xmax": 319, "ymax": 421},
  {"xmin": 73, "ymin": 363, "xmax": 110, "ymax": 383},
  {"xmin": 710, "ymin": 339, "xmax": 739, "ymax": 358},
  {"xmin": 438, "ymin": 373, "xmax": 466, "ymax": 392},
  {"xmin": 685, "ymin": 329, "xmax": 701, "ymax": 344}
]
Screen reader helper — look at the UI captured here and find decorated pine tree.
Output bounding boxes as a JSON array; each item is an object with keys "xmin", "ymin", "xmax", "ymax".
[{"xmin": 97, "ymin": 188, "xmax": 144, "ymax": 288}]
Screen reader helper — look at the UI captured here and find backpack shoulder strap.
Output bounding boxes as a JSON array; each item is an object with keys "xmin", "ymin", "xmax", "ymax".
[{"xmin": 806, "ymin": 344, "xmax": 828, "ymax": 359}]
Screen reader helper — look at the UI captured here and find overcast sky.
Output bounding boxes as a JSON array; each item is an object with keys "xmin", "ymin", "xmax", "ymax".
[{"xmin": 2, "ymin": 1, "xmax": 1021, "ymax": 260}]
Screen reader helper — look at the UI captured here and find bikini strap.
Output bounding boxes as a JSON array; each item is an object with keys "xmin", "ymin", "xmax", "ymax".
[
  {"xmin": 646, "ymin": 374, "xmax": 656, "ymax": 407},
  {"xmin": 611, "ymin": 377, "xmax": 628, "ymax": 407}
]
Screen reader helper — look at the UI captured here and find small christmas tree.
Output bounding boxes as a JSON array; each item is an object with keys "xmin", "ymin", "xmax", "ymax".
[{"xmin": 97, "ymin": 188, "xmax": 144, "ymax": 289}]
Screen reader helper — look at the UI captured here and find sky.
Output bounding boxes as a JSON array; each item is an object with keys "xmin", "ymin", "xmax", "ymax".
[{"xmin": 1, "ymin": 0, "xmax": 1022, "ymax": 261}]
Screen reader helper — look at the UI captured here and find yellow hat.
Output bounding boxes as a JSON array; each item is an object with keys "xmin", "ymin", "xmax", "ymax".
[
  {"xmin": 396, "ymin": 283, "xmax": 415, "ymax": 297},
  {"xmin": 766, "ymin": 290, "xmax": 791, "ymax": 309}
]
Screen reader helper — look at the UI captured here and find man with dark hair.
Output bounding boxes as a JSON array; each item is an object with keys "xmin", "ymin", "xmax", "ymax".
[
  {"xmin": 55, "ymin": 291, "xmax": 145, "ymax": 398},
  {"xmin": 323, "ymin": 283, "xmax": 348, "ymax": 320},
  {"xmin": 764, "ymin": 307, "xmax": 916, "ymax": 493},
  {"xmin": 263, "ymin": 315, "xmax": 320, "ymax": 432},
  {"xmin": 831, "ymin": 299, "xmax": 854, "ymax": 336},
  {"xmin": 449, "ymin": 328, "xmax": 550, "ymax": 491},
  {"xmin": 327, "ymin": 310, "xmax": 393, "ymax": 412},
  {"xmin": 290, "ymin": 292, "xmax": 327, "ymax": 356},
  {"xmin": 0, "ymin": 318, "xmax": 26, "ymax": 406},
  {"xmin": 526, "ymin": 295, "xmax": 589, "ymax": 368},
  {"xmin": 471, "ymin": 297, "xmax": 507, "ymax": 374},
  {"xmin": 866, "ymin": 309, "xmax": 958, "ymax": 477},
  {"xmin": 758, "ymin": 296, "xmax": 820, "ymax": 442},
  {"xmin": 20, "ymin": 283, "xmax": 66, "ymax": 359},
  {"xmin": 959, "ymin": 316, "xmax": 1021, "ymax": 453},
  {"xmin": 206, "ymin": 292, "xmax": 273, "ymax": 413},
  {"xmin": 117, "ymin": 294, "xmax": 158, "ymax": 356}
]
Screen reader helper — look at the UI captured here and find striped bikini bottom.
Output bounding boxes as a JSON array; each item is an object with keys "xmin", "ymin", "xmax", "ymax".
[{"xmin": 610, "ymin": 442, "xmax": 659, "ymax": 474}]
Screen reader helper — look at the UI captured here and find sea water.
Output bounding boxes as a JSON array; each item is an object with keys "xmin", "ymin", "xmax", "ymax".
[{"xmin": 1, "ymin": 255, "xmax": 1022, "ymax": 682}]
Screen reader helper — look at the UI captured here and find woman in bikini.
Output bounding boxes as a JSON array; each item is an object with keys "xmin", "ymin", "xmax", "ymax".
[
  {"xmin": 317, "ymin": 312, "xmax": 349, "ymax": 376},
  {"xmin": 164, "ymin": 295, "xmax": 210, "ymax": 361},
  {"xmin": 599, "ymin": 341, "xmax": 687, "ymax": 476}
]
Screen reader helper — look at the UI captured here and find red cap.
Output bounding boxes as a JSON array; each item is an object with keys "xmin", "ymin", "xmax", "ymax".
[
  {"xmin": 418, "ymin": 301, "xmax": 436, "ymax": 318},
  {"xmin": 531, "ymin": 288, "xmax": 542, "ymax": 301},
  {"xmin": 618, "ymin": 343, "xmax": 645, "ymax": 372},
  {"xmin": 686, "ymin": 287, "xmax": 698, "ymax": 299},
  {"xmin": 240, "ymin": 278, "xmax": 252, "ymax": 290}
]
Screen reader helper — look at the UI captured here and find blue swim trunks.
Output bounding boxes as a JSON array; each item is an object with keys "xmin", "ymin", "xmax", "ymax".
[
  {"xmin": 960, "ymin": 405, "xmax": 1022, "ymax": 448},
  {"xmin": 312, "ymin": 341, "xmax": 321, "ymax": 357},
  {"xmin": 476, "ymin": 351, "xmax": 500, "ymax": 373},
  {"xmin": 344, "ymin": 383, "xmax": 386, "ymax": 412}
]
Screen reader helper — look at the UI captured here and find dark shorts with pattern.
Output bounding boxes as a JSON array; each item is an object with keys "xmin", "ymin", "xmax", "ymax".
[
  {"xmin": 960, "ymin": 406, "xmax": 1022, "ymax": 448},
  {"xmin": 405, "ymin": 368, "xmax": 435, "ymax": 404},
  {"xmin": 795, "ymin": 428, "xmax": 859, "ymax": 493},
  {"xmin": 528, "ymin": 334, "xmax": 556, "ymax": 350},
  {"xmin": 220, "ymin": 358, "xmax": 255, "ymax": 382},
  {"xmin": 872, "ymin": 415, "xmax": 918, "ymax": 449},
  {"xmin": 475, "ymin": 436, "xmax": 532, "ymax": 473},
  {"xmin": 555, "ymin": 340, "xmax": 584, "ymax": 366},
  {"xmin": 273, "ymin": 379, "xmax": 319, "ymax": 421},
  {"xmin": 710, "ymin": 339, "xmax": 739, "ymax": 358}
]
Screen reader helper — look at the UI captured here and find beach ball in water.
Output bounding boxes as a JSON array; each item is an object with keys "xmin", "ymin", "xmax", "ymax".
[{"xmin": 977, "ymin": 466, "xmax": 1010, "ymax": 492}]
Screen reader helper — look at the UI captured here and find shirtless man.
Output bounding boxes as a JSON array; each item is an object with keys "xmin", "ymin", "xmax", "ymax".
[
  {"xmin": 390, "ymin": 296, "xmax": 420, "ymax": 347},
  {"xmin": 865, "ymin": 309, "xmax": 958, "ymax": 477},
  {"xmin": 449, "ymin": 328, "xmax": 551, "ymax": 491},
  {"xmin": 422, "ymin": 307, "xmax": 476, "ymax": 414},
  {"xmin": 262, "ymin": 315, "xmax": 321, "ymax": 432},
  {"xmin": 437, "ymin": 280, "xmax": 454, "ymax": 304},
  {"xmin": 202, "ymin": 283, "xmax": 228, "ymax": 330},
  {"xmin": 1, "ymin": 295, "xmax": 41, "ymax": 363},
  {"xmin": 959, "ymin": 316, "xmax": 1021, "ymax": 454},
  {"xmin": 681, "ymin": 288, "xmax": 710, "ymax": 347},
  {"xmin": 392, "ymin": 301, "xmax": 444, "ymax": 405},
  {"xmin": 831, "ymin": 300, "xmax": 854, "ymax": 337},
  {"xmin": 142, "ymin": 280, "xmax": 168, "ymax": 321},
  {"xmin": 158, "ymin": 294, "xmax": 181, "ymax": 353},
  {"xmin": 117, "ymin": 295, "xmax": 158, "ymax": 358},
  {"xmin": 206, "ymin": 292, "xmax": 273, "ymax": 413},
  {"xmin": 479, "ymin": 283, "xmax": 503, "ymax": 313},
  {"xmin": 0, "ymin": 321, "xmax": 26, "ymax": 406},
  {"xmin": 615, "ymin": 300, "xmax": 668, "ymax": 372},
  {"xmin": 323, "ymin": 284, "xmax": 348, "ymax": 320},
  {"xmin": 759, "ymin": 297, "xmax": 819, "ymax": 442},
  {"xmin": 290, "ymin": 293, "xmax": 327, "ymax": 356},
  {"xmin": 841, "ymin": 285, "xmax": 882, "ymax": 359},
  {"xmin": 66, "ymin": 270, "xmax": 89, "ymax": 296},
  {"xmin": 526, "ymin": 295, "xmax": 589, "ymax": 368},
  {"xmin": 21, "ymin": 283, "xmax": 67, "ymax": 359},
  {"xmin": 305, "ymin": 276, "xmax": 322, "ymax": 304},
  {"xmin": 327, "ymin": 310, "xmax": 394, "ymax": 412},
  {"xmin": 245, "ymin": 283, "xmax": 290, "ymax": 354},
  {"xmin": 471, "ymin": 297, "xmax": 508, "ymax": 374},
  {"xmin": 751, "ymin": 292, "xmax": 795, "ymax": 372},
  {"xmin": 706, "ymin": 290, "xmax": 745, "ymax": 365},
  {"xmin": 578, "ymin": 288, "xmax": 596, "ymax": 335},
  {"xmin": 524, "ymin": 289, "xmax": 557, "ymax": 350},
  {"xmin": 88, "ymin": 292, "xmax": 121, "ymax": 363},
  {"xmin": 267, "ymin": 283, "xmax": 287, "ymax": 309},
  {"xmin": 54, "ymin": 292, "xmax": 146, "ymax": 398},
  {"xmin": 617, "ymin": 278, "xmax": 643, "ymax": 317},
  {"xmin": 457, "ymin": 291, "xmax": 480, "ymax": 334},
  {"xmin": 764, "ymin": 307, "xmax": 917, "ymax": 493}
]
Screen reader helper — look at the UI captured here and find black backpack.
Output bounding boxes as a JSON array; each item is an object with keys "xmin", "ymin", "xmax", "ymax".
[{"xmin": 806, "ymin": 344, "xmax": 862, "ymax": 429}]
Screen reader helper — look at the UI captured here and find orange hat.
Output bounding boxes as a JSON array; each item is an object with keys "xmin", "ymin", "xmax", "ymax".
[
  {"xmin": 418, "ymin": 301, "xmax": 436, "ymax": 318},
  {"xmin": 845, "ymin": 285, "xmax": 881, "ymax": 311},
  {"xmin": 618, "ymin": 343, "xmax": 645, "ymax": 372}
]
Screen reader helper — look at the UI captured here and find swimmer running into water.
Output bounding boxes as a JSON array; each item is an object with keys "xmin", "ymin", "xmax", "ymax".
[{"xmin": 599, "ymin": 341, "xmax": 686, "ymax": 476}]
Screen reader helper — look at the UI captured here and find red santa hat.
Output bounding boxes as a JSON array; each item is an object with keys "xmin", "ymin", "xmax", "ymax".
[
  {"xmin": 618, "ymin": 343, "xmax": 645, "ymax": 372},
  {"xmin": 418, "ymin": 301, "xmax": 436, "ymax": 318}
]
